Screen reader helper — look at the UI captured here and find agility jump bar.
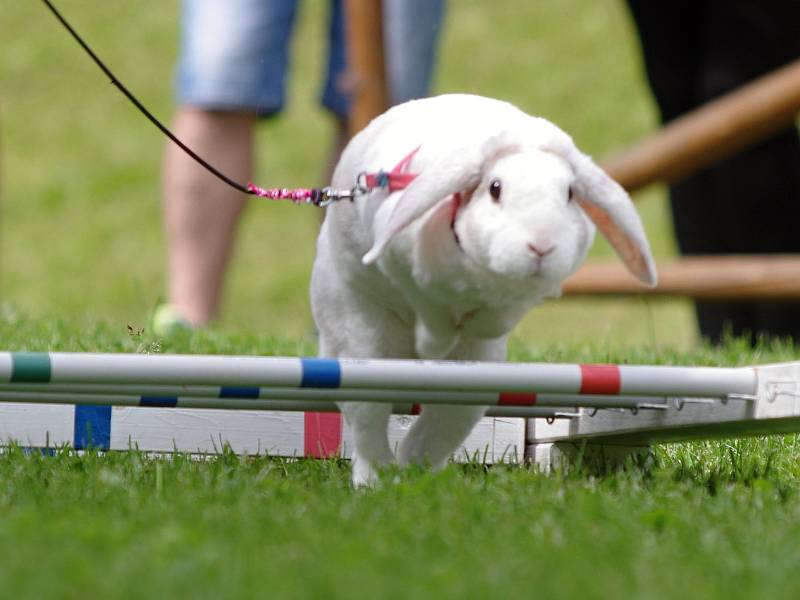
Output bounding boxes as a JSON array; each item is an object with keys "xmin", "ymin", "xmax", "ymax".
[
  {"xmin": 0, "ymin": 352, "xmax": 756, "ymax": 397},
  {"xmin": 0, "ymin": 389, "xmax": 585, "ymax": 419},
  {"xmin": 0, "ymin": 382, "xmax": 680, "ymax": 410}
]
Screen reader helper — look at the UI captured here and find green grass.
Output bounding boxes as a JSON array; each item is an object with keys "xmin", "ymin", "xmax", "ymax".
[
  {"xmin": 0, "ymin": 317, "xmax": 798, "ymax": 598},
  {"xmin": 3, "ymin": 440, "xmax": 800, "ymax": 600}
]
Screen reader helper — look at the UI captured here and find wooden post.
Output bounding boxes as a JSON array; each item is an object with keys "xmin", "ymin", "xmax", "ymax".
[
  {"xmin": 564, "ymin": 256, "xmax": 800, "ymax": 300},
  {"xmin": 568, "ymin": 62, "xmax": 800, "ymax": 297},
  {"xmin": 602, "ymin": 59, "xmax": 800, "ymax": 192},
  {"xmin": 343, "ymin": 0, "xmax": 389, "ymax": 138}
]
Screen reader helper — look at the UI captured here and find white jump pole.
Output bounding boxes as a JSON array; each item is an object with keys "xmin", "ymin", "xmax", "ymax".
[
  {"xmin": 0, "ymin": 390, "xmax": 583, "ymax": 420},
  {"xmin": 0, "ymin": 352, "xmax": 757, "ymax": 397},
  {"xmin": 0, "ymin": 382, "xmax": 679, "ymax": 409}
]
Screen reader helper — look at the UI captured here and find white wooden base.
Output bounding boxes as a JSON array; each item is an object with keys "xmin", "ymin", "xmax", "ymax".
[{"xmin": 0, "ymin": 404, "xmax": 525, "ymax": 463}]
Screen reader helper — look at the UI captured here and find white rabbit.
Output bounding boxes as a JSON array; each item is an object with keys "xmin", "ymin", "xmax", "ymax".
[{"xmin": 311, "ymin": 94, "xmax": 656, "ymax": 486}]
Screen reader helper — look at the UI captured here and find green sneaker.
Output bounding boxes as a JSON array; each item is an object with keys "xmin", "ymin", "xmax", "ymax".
[{"xmin": 150, "ymin": 304, "xmax": 193, "ymax": 337}]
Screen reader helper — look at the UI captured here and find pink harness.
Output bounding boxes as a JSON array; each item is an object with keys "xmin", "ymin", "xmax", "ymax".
[
  {"xmin": 361, "ymin": 147, "xmax": 421, "ymax": 192},
  {"xmin": 362, "ymin": 147, "xmax": 463, "ymax": 248}
]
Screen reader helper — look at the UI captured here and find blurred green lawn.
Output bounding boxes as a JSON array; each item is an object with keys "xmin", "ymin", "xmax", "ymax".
[{"xmin": 1, "ymin": 1, "xmax": 695, "ymax": 348}]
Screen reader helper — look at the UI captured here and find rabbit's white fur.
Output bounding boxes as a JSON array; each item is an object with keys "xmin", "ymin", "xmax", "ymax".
[{"xmin": 311, "ymin": 94, "xmax": 655, "ymax": 486}]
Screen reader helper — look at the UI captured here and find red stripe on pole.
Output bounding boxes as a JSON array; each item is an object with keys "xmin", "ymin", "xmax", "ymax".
[
  {"xmin": 580, "ymin": 364, "xmax": 621, "ymax": 395},
  {"xmin": 304, "ymin": 412, "xmax": 342, "ymax": 458},
  {"xmin": 498, "ymin": 392, "xmax": 537, "ymax": 406}
]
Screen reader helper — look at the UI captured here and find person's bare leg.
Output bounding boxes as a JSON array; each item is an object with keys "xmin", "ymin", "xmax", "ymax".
[{"xmin": 162, "ymin": 107, "xmax": 255, "ymax": 326}]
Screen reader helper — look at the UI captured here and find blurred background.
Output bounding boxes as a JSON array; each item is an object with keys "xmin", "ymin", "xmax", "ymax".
[{"xmin": 0, "ymin": 1, "xmax": 693, "ymax": 349}]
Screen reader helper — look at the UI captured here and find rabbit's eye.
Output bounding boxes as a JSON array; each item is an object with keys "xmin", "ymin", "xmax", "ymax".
[
  {"xmin": 489, "ymin": 180, "xmax": 502, "ymax": 202},
  {"xmin": 568, "ymin": 186, "xmax": 574, "ymax": 202}
]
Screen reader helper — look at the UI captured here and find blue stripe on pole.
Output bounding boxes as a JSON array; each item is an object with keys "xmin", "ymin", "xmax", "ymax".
[
  {"xmin": 140, "ymin": 396, "xmax": 178, "ymax": 407},
  {"xmin": 300, "ymin": 358, "xmax": 341, "ymax": 388},
  {"xmin": 73, "ymin": 405, "xmax": 111, "ymax": 450},
  {"xmin": 220, "ymin": 386, "xmax": 260, "ymax": 399}
]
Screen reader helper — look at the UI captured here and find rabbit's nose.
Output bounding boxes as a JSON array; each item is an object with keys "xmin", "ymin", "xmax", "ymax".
[{"xmin": 527, "ymin": 243, "xmax": 555, "ymax": 257}]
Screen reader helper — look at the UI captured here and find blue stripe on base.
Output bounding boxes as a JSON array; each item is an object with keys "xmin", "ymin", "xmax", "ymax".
[
  {"xmin": 73, "ymin": 406, "xmax": 112, "ymax": 450},
  {"xmin": 220, "ymin": 386, "xmax": 260, "ymax": 399},
  {"xmin": 140, "ymin": 396, "xmax": 178, "ymax": 407},
  {"xmin": 300, "ymin": 358, "xmax": 341, "ymax": 388}
]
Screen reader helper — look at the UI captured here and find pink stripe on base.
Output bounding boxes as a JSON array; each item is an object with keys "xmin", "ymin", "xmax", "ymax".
[
  {"xmin": 304, "ymin": 412, "xmax": 342, "ymax": 458},
  {"xmin": 498, "ymin": 392, "xmax": 537, "ymax": 406},
  {"xmin": 580, "ymin": 364, "xmax": 621, "ymax": 395}
]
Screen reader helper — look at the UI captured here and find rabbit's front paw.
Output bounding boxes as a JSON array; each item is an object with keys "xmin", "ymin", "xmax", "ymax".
[{"xmin": 351, "ymin": 452, "xmax": 381, "ymax": 488}]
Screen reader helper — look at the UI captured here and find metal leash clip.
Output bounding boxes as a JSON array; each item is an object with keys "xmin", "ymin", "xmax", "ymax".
[
  {"xmin": 318, "ymin": 187, "xmax": 358, "ymax": 207},
  {"xmin": 318, "ymin": 174, "xmax": 373, "ymax": 207},
  {"xmin": 355, "ymin": 172, "xmax": 371, "ymax": 194}
]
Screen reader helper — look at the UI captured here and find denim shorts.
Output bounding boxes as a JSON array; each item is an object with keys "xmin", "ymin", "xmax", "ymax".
[{"xmin": 176, "ymin": 0, "xmax": 445, "ymax": 118}]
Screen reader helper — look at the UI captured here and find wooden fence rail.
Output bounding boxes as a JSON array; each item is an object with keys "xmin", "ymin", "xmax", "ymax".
[
  {"xmin": 602, "ymin": 58, "xmax": 800, "ymax": 192},
  {"xmin": 565, "ymin": 255, "xmax": 800, "ymax": 300},
  {"xmin": 574, "ymin": 60, "xmax": 800, "ymax": 297}
]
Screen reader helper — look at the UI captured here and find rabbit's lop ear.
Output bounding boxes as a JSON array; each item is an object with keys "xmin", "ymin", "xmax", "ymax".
[
  {"xmin": 362, "ymin": 133, "xmax": 520, "ymax": 265},
  {"xmin": 546, "ymin": 135, "xmax": 657, "ymax": 287}
]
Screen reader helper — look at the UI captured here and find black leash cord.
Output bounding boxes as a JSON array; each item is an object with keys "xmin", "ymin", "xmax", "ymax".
[{"xmin": 40, "ymin": 0, "xmax": 253, "ymax": 195}]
